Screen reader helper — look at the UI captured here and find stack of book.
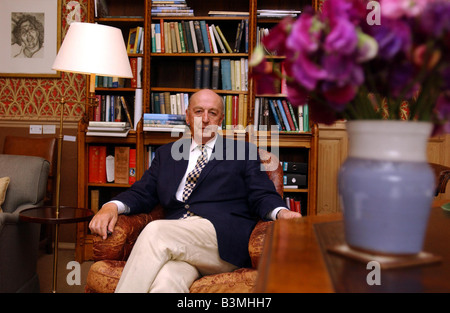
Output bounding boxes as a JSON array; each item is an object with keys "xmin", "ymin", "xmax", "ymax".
[
  {"xmin": 257, "ymin": 9, "xmax": 302, "ymax": 18},
  {"xmin": 143, "ymin": 113, "xmax": 186, "ymax": 132},
  {"xmin": 151, "ymin": 19, "xmax": 248, "ymax": 54},
  {"xmin": 86, "ymin": 121, "xmax": 131, "ymax": 137},
  {"xmin": 151, "ymin": 0, "xmax": 193, "ymax": 17}
]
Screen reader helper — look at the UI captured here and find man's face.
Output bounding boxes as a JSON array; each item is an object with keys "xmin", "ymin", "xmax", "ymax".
[{"xmin": 186, "ymin": 90, "xmax": 224, "ymax": 144}]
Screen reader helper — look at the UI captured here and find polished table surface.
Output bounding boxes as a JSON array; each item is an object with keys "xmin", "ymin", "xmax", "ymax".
[
  {"xmin": 255, "ymin": 199, "xmax": 450, "ymax": 293},
  {"xmin": 19, "ymin": 206, "xmax": 93, "ymax": 224}
]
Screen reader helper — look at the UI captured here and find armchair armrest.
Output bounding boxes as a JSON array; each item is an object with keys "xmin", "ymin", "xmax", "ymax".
[{"xmin": 92, "ymin": 205, "xmax": 164, "ymax": 261}]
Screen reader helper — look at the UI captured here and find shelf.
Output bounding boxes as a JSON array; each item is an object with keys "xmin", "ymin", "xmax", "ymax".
[{"xmin": 150, "ymin": 87, "xmax": 248, "ymax": 95}]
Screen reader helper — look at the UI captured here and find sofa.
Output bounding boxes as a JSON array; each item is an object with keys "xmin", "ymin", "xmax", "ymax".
[
  {"xmin": 0, "ymin": 154, "xmax": 50, "ymax": 293},
  {"xmin": 85, "ymin": 149, "xmax": 283, "ymax": 293}
]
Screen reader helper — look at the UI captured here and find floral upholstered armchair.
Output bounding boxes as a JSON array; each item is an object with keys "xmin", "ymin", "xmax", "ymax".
[{"xmin": 85, "ymin": 149, "xmax": 284, "ymax": 293}]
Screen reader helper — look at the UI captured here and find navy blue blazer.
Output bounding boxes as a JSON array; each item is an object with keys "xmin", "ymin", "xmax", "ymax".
[{"xmin": 113, "ymin": 135, "xmax": 286, "ymax": 267}]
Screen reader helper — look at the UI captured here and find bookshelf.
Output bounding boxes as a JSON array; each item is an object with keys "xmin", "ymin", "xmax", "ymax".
[{"xmin": 76, "ymin": 0, "xmax": 319, "ymax": 262}]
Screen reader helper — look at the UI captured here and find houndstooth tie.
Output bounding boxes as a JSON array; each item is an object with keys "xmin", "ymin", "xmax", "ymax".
[{"xmin": 181, "ymin": 145, "xmax": 208, "ymax": 218}]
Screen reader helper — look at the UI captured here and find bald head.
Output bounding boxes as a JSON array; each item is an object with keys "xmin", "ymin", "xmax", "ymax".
[{"xmin": 186, "ymin": 89, "xmax": 225, "ymax": 144}]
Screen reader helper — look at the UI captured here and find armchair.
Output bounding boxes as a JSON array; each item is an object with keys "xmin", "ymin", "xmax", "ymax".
[
  {"xmin": 0, "ymin": 154, "xmax": 50, "ymax": 293},
  {"xmin": 85, "ymin": 149, "xmax": 283, "ymax": 293}
]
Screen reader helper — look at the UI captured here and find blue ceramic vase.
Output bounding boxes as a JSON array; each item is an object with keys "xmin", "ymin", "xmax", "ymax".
[{"xmin": 338, "ymin": 121, "xmax": 435, "ymax": 255}]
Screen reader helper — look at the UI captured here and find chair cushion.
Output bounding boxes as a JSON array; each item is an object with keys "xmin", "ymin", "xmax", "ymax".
[
  {"xmin": 189, "ymin": 268, "xmax": 258, "ymax": 293},
  {"xmin": 0, "ymin": 177, "xmax": 10, "ymax": 212},
  {"xmin": 85, "ymin": 260, "xmax": 125, "ymax": 293}
]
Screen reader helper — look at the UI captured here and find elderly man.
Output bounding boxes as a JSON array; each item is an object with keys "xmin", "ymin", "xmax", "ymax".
[{"xmin": 89, "ymin": 89, "xmax": 301, "ymax": 292}]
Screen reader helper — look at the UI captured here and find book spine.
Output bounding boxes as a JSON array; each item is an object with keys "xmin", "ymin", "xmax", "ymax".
[
  {"xmin": 129, "ymin": 148, "xmax": 136, "ymax": 185},
  {"xmin": 183, "ymin": 21, "xmax": 194, "ymax": 53},
  {"xmin": 194, "ymin": 58, "xmax": 202, "ymax": 89},
  {"xmin": 170, "ymin": 22, "xmax": 178, "ymax": 53},
  {"xmin": 130, "ymin": 58, "xmax": 138, "ymax": 88},
  {"xmin": 193, "ymin": 21, "xmax": 205, "ymax": 53},
  {"xmin": 215, "ymin": 25, "xmax": 233, "ymax": 53},
  {"xmin": 211, "ymin": 57, "xmax": 220, "ymax": 90},
  {"xmin": 202, "ymin": 58, "xmax": 211, "ymax": 89},
  {"xmin": 189, "ymin": 21, "xmax": 198, "ymax": 53},
  {"xmin": 282, "ymin": 99, "xmax": 296, "ymax": 131},
  {"xmin": 220, "ymin": 59, "xmax": 231, "ymax": 90},
  {"xmin": 276, "ymin": 99, "xmax": 291, "ymax": 131},
  {"xmin": 268, "ymin": 99, "xmax": 282, "ymax": 131},
  {"xmin": 199, "ymin": 20, "xmax": 211, "ymax": 53},
  {"xmin": 114, "ymin": 146, "xmax": 130, "ymax": 184},
  {"xmin": 177, "ymin": 22, "xmax": 186, "ymax": 53},
  {"xmin": 212, "ymin": 25, "xmax": 226, "ymax": 53}
]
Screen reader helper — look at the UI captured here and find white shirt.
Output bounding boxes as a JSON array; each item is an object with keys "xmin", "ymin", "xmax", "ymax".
[{"xmin": 110, "ymin": 135, "xmax": 287, "ymax": 220}]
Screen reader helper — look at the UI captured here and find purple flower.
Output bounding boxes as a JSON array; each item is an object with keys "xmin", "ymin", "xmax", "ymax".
[
  {"xmin": 324, "ymin": 18, "xmax": 358, "ymax": 55},
  {"xmin": 419, "ymin": 1, "xmax": 450, "ymax": 37},
  {"xmin": 286, "ymin": 13, "xmax": 322, "ymax": 54},
  {"xmin": 369, "ymin": 18, "xmax": 412, "ymax": 59},
  {"xmin": 290, "ymin": 51, "xmax": 327, "ymax": 91}
]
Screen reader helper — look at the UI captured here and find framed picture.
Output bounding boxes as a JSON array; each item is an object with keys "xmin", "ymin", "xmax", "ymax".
[{"xmin": 0, "ymin": 0, "xmax": 61, "ymax": 78}]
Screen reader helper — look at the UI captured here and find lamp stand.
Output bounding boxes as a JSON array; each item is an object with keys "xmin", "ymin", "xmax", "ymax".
[{"xmin": 51, "ymin": 97, "xmax": 65, "ymax": 293}]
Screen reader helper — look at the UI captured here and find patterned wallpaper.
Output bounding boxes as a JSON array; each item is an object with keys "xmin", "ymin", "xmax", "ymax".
[{"xmin": 0, "ymin": 0, "xmax": 88, "ymax": 122}]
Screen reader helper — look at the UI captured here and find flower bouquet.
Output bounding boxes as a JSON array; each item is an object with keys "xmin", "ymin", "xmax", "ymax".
[{"xmin": 250, "ymin": 0, "xmax": 450, "ymax": 135}]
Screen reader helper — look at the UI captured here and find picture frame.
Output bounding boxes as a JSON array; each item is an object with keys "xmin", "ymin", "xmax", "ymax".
[{"xmin": 0, "ymin": 0, "xmax": 61, "ymax": 78}]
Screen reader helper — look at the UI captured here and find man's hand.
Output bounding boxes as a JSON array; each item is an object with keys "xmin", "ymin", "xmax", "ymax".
[
  {"xmin": 277, "ymin": 209, "xmax": 302, "ymax": 219},
  {"xmin": 89, "ymin": 202, "xmax": 119, "ymax": 240}
]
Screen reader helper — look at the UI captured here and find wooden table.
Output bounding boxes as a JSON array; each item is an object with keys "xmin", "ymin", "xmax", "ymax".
[
  {"xmin": 20, "ymin": 206, "xmax": 93, "ymax": 293},
  {"xmin": 255, "ymin": 200, "xmax": 450, "ymax": 293}
]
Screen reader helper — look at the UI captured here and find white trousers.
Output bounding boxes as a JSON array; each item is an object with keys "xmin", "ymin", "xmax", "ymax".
[{"xmin": 115, "ymin": 216, "xmax": 238, "ymax": 293}]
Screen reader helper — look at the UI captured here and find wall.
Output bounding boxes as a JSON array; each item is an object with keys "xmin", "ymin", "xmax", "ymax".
[{"xmin": 0, "ymin": 0, "xmax": 88, "ymax": 243}]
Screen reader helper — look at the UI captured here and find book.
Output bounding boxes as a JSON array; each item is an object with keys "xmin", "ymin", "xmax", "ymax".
[
  {"xmin": 282, "ymin": 162, "xmax": 308, "ymax": 174},
  {"xmin": 215, "ymin": 25, "xmax": 233, "ymax": 53},
  {"xmin": 88, "ymin": 146, "xmax": 107, "ymax": 183},
  {"xmin": 211, "ymin": 24, "xmax": 226, "ymax": 53},
  {"xmin": 234, "ymin": 20, "xmax": 245, "ymax": 52},
  {"xmin": 170, "ymin": 22, "xmax": 178, "ymax": 53},
  {"xmin": 208, "ymin": 25, "xmax": 218, "ymax": 53},
  {"xmin": 177, "ymin": 22, "xmax": 186, "ymax": 53},
  {"xmin": 202, "ymin": 58, "xmax": 211, "ymax": 89},
  {"xmin": 283, "ymin": 173, "xmax": 307, "ymax": 188},
  {"xmin": 282, "ymin": 99, "xmax": 296, "ymax": 131},
  {"xmin": 189, "ymin": 21, "xmax": 198, "ymax": 53},
  {"xmin": 129, "ymin": 148, "xmax": 136, "ymax": 185},
  {"xmin": 183, "ymin": 20, "xmax": 194, "ymax": 53},
  {"xmin": 199, "ymin": 21, "xmax": 211, "ymax": 53},
  {"xmin": 90, "ymin": 189, "xmax": 100, "ymax": 213},
  {"xmin": 86, "ymin": 129, "xmax": 131, "ymax": 137},
  {"xmin": 130, "ymin": 57, "xmax": 138, "ymax": 88},
  {"xmin": 194, "ymin": 58, "xmax": 202, "ymax": 89},
  {"xmin": 114, "ymin": 146, "xmax": 130, "ymax": 184},
  {"xmin": 193, "ymin": 21, "xmax": 205, "ymax": 53},
  {"xmin": 276, "ymin": 99, "xmax": 291, "ymax": 131},
  {"xmin": 120, "ymin": 96, "xmax": 133, "ymax": 126},
  {"xmin": 88, "ymin": 121, "xmax": 129, "ymax": 128},
  {"xmin": 208, "ymin": 11, "xmax": 249, "ymax": 16},
  {"xmin": 211, "ymin": 57, "xmax": 220, "ymax": 90},
  {"xmin": 268, "ymin": 99, "xmax": 283, "ymax": 131},
  {"xmin": 220, "ymin": 59, "xmax": 231, "ymax": 90},
  {"xmin": 127, "ymin": 28, "xmax": 138, "ymax": 54}
]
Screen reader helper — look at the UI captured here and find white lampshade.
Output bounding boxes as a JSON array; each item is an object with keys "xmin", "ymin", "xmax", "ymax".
[{"xmin": 52, "ymin": 22, "xmax": 133, "ymax": 78}]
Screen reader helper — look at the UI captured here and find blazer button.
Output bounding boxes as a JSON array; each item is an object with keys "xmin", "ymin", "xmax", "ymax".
[{"xmin": 185, "ymin": 204, "xmax": 189, "ymax": 209}]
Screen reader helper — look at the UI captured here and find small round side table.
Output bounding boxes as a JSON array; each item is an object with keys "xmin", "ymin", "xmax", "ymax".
[{"xmin": 19, "ymin": 206, "xmax": 93, "ymax": 293}]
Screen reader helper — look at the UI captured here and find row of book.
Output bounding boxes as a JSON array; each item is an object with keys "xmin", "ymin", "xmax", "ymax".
[
  {"xmin": 143, "ymin": 113, "xmax": 186, "ymax": 132},
  {"xmin": 91, "ymin": 95, "xmax": 133, "ymax": 125},
  {"xmin": 148, "ymin": 93, "xmax": 248, "ymax": 131},
  {"xmin": 94, "ymin": 57, "xmax": 143, "ymax": 89},
  {"xmin": 88, "ymin": 145, "xmax": 136, "ymax": 185},
  {"xmin": 194, "ymin": 58, "xmax": 248, "ymax": 91},
  {"xmin": 151, "ymin": 19, "xmax": 248, "ymax": 54},
  {"xmin": 151, "ymin": 0, "xmax": 193, "ymax": 17},
  {"xmin": 254, "ymin": 98, "xmax": 310, "ymax": 132},
  {"xmin": 284, "ymin": 197, "xmax": 302, "ymax": 214},
  {"xmin": 150, "ymin": 92, "xmax": 189, "ymax": 115}
]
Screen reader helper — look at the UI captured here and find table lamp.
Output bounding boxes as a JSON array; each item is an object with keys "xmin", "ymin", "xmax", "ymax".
[{"xmin": 48, "ymin": 22, "xmax": 133, "ymax": 292}]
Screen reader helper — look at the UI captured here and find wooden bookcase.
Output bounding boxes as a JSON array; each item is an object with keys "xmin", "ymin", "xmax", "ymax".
[{"xmin": 76, "ymin": 0, "xmax": 319, "ymax": 262}]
